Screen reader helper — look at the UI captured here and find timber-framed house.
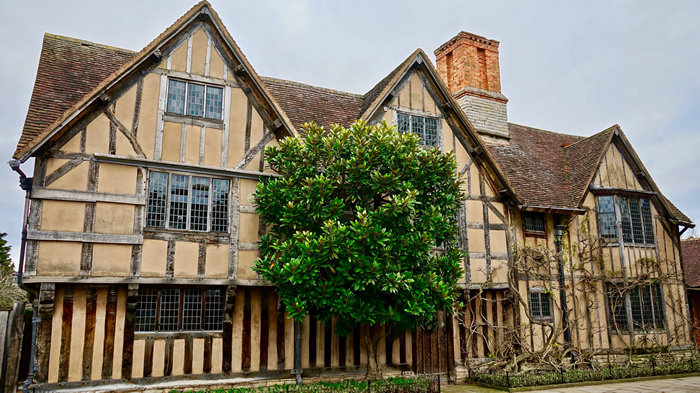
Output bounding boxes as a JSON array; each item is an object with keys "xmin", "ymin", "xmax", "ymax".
[{"xmin": 11, "ymin": 2, "xmax": 695, "ymax": 391}]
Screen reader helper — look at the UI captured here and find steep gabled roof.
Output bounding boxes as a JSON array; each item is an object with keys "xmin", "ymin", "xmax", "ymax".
[
  {"xmin": 15, "ymin": 34, "xmax": 135, "ymax": 156},
  {"xmin": 262, "ymin": 77, "xmax": 363, "ymax": 131},
  {"xmin": 14, "ymin": 0, "xmax": 297, "ymax": 161},
  {"xmin": 564, "ymin": 125, "xmax": 616, "ymax": 205},
  {"xmin": 488, "ymin": 123, "xmax": 583, "ymax": 209},
  {"xmin": 682, "ymin": 238, "xmax": 700, "ymax": 288}
]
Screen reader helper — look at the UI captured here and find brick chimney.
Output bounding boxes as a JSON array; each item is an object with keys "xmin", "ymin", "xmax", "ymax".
[{"xmin": 435, "ymin": 31, "xmax": 509, "ymax": 144}]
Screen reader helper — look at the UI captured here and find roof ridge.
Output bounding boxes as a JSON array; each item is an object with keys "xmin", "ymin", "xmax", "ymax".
[
  {"xmin": 261, "ymin": 76, "xmax": 362, "ymax": 98},
  {"xmin": 564, "ymin": 125, "xmax": 616, "ymax": 149},
  {"xmin": 507, "ymin": 122, "xmax": 584, "ymax": 139},
  {"xmin": 682, "ymin": 238, "xmax": 700, "ymax": 243},
  {"xmin": 44, "ymin": 33, "xmax": 136, "ymax": 54}
]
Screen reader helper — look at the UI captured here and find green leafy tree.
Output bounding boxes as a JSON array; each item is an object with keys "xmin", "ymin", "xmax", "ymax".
[
  {"xmin": 253, "ymin": 121, "xmax": 464, "ymax": 378},
  {"xmin": 0, "ymin": 233, "xmax": 13, "ymax": 275}
]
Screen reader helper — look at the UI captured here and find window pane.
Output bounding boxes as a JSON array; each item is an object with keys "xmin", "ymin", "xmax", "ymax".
[
  {"xmin": 146, "ymin": 172, "xmax": 168, "ymax": 228},
  {"xmin": 598, "ymin": 196, "xmax": 617, "ymax": 240},
  {"xmin": 540, "ymin": 293, "xmax": 551, "ymax": 317},
  {"xmin": 524, "ymin": 212, "xmax": 545, "ymax": 232},
  {"xmin": 411, "ymin": 116, "xmax": 425, "ymax": 143},
  {"xmin": 204, "ymin": 289, "xmax": 225, "ymax": 331},
  {"xmin": 607, "ymin": 284, "xmax": 628, "ymax": 331},
  {"xmin": 190, "ymin": 177, "xmax": 209, "ymax": 231},
  {"xmin": 641, "ymin": 285, "xmax": 655, "ymax": 328},
  {"xmin": 652, "ymin": 284, "xmax": 665, "ymax": 328},
  {"xmin": 187, "ymin": 83, "xmax": 205, "ymax": 117},
  {"xmin": 619, "ymin": 196, "xmax": 633, "ymax": 243},
  {"xmin": 205, "ymin": 86, "xmax": 223, "ymax": 120},
  {"xmin": 167, "ymin": 80, "xmax": 186, "ymax": 115},
  {"xmin": 169, "ymin": 175, "xmax": 189, "ymax": 230},
  {"xmin": 629, "ymin": 197, "xmax": 644, "ymax": 244},
  {"xmin": 159, "ymin": 289, "xmax": 180, "ymax": 331},
  {"xmin": 397, "ymin": 113, "xmax": 410, "ymax": 134},
  {"xmin": 641, "ymin": 199, "xmax": 655, "ymax": 244},
  {"xmin": 212, "ymin": 179, "xmax": 230, "ymax": 232},
  {"xmin": 530, "ymin": 292, "xmax": 541, "ymax": 318},
  {"xmin": 135, "ymin": 288, "xmax": 158, "ymax": 332},
  {"xmin": 182, "ymin": 289, "xmax": 203, "ymax": 331},
  {"xmin": 424, "ymin": 118, "xmax": 438, "ymax": 146},
  {"xmin": 630, "ymin": 286, "xmax": 642, "ymax": 330}
]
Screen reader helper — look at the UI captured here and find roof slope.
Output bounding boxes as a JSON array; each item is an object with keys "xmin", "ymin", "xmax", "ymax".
[
  {"xmin": 682, "ymin": 238, "xmax": 700, "ymax": 288},
  {"xmin": 564, "ymin": 126, "xmax": 616, "ymax": 205},
  {"xmin": 262, "ymin": 77, "xmax": 363, "ymax": 131},
  {"xmin": 16, "ymin": 34, "xmax": 135, "ymax": 156},
  {"xmin": 488, "ymin": 123, "xmax": 583, "ymax": 209}
]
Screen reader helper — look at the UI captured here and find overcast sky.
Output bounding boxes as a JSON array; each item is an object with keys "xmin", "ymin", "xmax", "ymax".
[{"xmin": 1, "ymin": 0, "xmax": 699, "ymax": 262}]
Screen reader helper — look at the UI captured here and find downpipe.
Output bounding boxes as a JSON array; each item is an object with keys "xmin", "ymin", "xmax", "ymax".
[
  {"xmin": 8, "ymin": 160, "xmax": 39, "ymax": 393},
  {"xmin": 553, "ymin": 215, "xmax": 576, "ymax": 362}
]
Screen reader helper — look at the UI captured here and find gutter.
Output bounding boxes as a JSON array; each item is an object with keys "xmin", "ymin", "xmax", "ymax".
[
  {"xmin": 8, "ymin": 159, "xmax": 39, "ymax": 393},
  {"xmin": 519, "ymin": 205, "xmax": 586, "ymax": 215}
]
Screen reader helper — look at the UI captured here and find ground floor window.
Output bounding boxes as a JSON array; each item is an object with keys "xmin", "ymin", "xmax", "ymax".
[
  {"xmin": 529, "ymin": 290, "xmax": 552, "ymax": 319},
  {"xmin": 135, "ymin": 287, "xmax": 225, "ymax": 332},
  {"xmin": 606, "ymin": 282, "xmax": 665, "ymax": 332}
]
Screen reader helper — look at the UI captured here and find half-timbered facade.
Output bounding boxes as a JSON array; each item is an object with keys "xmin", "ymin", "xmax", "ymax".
[{"xmin": 11, "ymin": 2, "xmax": 694, "ymax": 391}]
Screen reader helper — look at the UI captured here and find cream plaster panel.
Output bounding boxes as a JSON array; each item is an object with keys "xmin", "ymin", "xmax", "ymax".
[
  {"xmin": 46, "ymin": 161, "xmax": 89, "ymax": 191},
  {"xmin": 152, "ymin": 339, "xmax": 165, "ymax": 377},
  {"xmin": 68, "ymin": 288, "xmax": 86, "ymax": 381},
  {"xmin": 470, "ymin": 259, "xmax": 487, "ymax": 283},
  {"xmin": 156, "ymin": 58, "xmax": 167, "ymax": 69},
  {"xmin": 116, "ymin": 130, "xmax": 136, "ymax": 157},
  {"xmin": 467, "ymin": 228, "xmax": 485, "ymax": 253},
  {"xmin": 424, "ymin": 86, "xmax": 437, "ymax": 113},
  {"xmin": 227, "ymin": 88, "xmax": 247, "ymax": 167},
  {"xmin": 41, "ymin": 200, "xmax": 85, "ymax": 232},
  {"xmin": 237, "ymin": 250, "xmax": 259, "ymax": 280},
  {"xmin": 244, "ymin": 151, "xmax": 261, "ymax": 172},
  {"xmin": 490, "ymin": 230, "xmax": 508, "ymax": 254},
  {"xmin": 250, "ymin": 108, "xmax": 265, "ymax": 147},
  {"xmin": 203, "ymin": 127, "xmax": 223, "ymax": 167},
  {"xmin": 488, "ymin": 203, "xmax": 505, "ymax": 224},
  {"xmin": 239, "ymin": 212, "xmax": 260, "ymax": 243},
  {"xmin": 466, "ymin": 200, "xmax": 483, "ymax": 223},
  {"xmin": 92, "ymin": 244, "xmax": 132, "ymax": 276},
  {"xmin": 115, "ymin": 84, "xmax": 137, "ymax": 129},
  {"xmin": 210, "ymin": 48, "xmax": 224, "ymax": 79},
  {"xmin": 172, "ymin": 339, "xmax": 185, "ymax": 376},
  {"xmin": 174, "ymin": 241, "xmax": 199, "ymax": 278},
  {"xmin": 113, "ymin": 287, "xmax": 127, "ymax": 378},
  {"xmin": 91, "ymin": 288, "xmax": 107, "ymax": 380},
  {"xmin": 171, "ymin": 43, "xmax": 187, "ymax": 72},
  {"xmin": 136, "ymin": 73, "xmax": 161, "ymax": 159},
  {"xmin": 397, "ymin": 76, "xmax": 411, "ymax": 109},
  {"xmin": 491, "ymin": 259, "xmax": 508, "ymax": 284},
  {"xmin": 240, "ymin": 179, "xmax": 258, "ymax": 206},
  {"xmin": 227, "ymin": 70, "xmax": 235, "ymax": 82},
  {"xmin": 46, "ymin": 158, "xmax": 68, "ymax": 175},
  {"xmin": 483, "ymin": 178, "xmax": 496, "ymax": 197},
  {"xmin": 85, "ymin": 113, "xmax": 111, "ymax": 154},
  {"xmin": 382, "ymin": 108, "xmax": 392, "ymax": 124},
  {"xmin": 410, "ymin": 73, "xmax": 422, "ymax": 111},
  {"xmin": 191, "ymin": 28, "xmax": 208, "ymax": 76},
  {"xmin": 141, "ymin": 239, "xmax": 168, "ymax": 277},
  {"xmin": 211, "ymin": 337, "xmax": 223, "ymax": 374},
  {"xmin": 94, "ymin": 202, "xmax": 135, "ymax": 235},
  {"xmin": 193, "ymin": 338, "xmax": 205, "ymax": 374},
  {"xmin": 62, "ymin": 132, "xmax": 82, "ymax": 153},
  {"xmin": 48, "ymin": 288, "xmax": 63, "ymax": 382},
  {"xmin": 613, "ymin": 146, "xmax": 630, "ymax": 189},
  {"xmin": 470, "ymin": 167, "xmax": 481, "ymax": 196},
  {"xmin": 205, "ymin": 244, "xmax": 229, "ymax": 278},
  {"xmin": 184, "ymin": 125, "xmax": 201, "ymax": 165},
  {"xmin": 161, "ymin": 121, "xmax": 183, "ymax": 162},
  {"xmin": 97, "ymin": 163, "xmax": 137, "ymax": 194},
  {"xmin": 37, "ymin": 241, "xmax": 81, "ymax": 275},
  {"xmin": 132, "ymin": 339, "xmax": 145, "ymax": 378}
]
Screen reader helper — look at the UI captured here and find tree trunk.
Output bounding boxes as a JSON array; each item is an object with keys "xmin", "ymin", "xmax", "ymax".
[{"xmin": 364, "ymin": 324, "xmax": 383, "ymax": 379}]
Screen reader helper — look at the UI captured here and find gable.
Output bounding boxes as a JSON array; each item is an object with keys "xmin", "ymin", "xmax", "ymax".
[{"xmin": 591, "ymin": 143, "xmax": 648, "ymax": 192}]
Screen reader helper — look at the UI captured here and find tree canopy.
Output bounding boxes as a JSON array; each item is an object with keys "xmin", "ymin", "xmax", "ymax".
[{"xmin": 252, "ymin": 121, "xmax": 465, "ymax": 376}]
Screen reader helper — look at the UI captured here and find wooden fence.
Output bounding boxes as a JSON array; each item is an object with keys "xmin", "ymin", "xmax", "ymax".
[{"xmin": 0, "ymin": 302, "xmax": 26, "ymax": 393}]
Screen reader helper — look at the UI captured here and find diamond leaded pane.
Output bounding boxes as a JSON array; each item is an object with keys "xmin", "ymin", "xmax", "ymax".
[
  {"xmin": 629, "ymin": 197, "xmax": 644, "ymax": 244},
  {"xmin": 424, "ymin": 118, "xmax": 438, "ymax": 146},
  {"xmin": 182, "ymin": 289, "xmax": 203, "ymax": 331},
  {"xmin": 135, "ymin": 288, "xmax": 158, "ymax": 332},
  {"xmin": 190, "ymin": 177, "xmax": 209, "ymax": 231},
  {"xmin": 205, "ymin": 86, "xmax": 223, "ymax": 120},
  {"xmin": 169, "ymin": 174, "xmax": 189, "ymax": 230},
  {"xmin": 146, "ymin": 172, "xmax": 168, "ymax": 228},
  {"xmin": 598, "ymin": 196, "xmax": 617, "ymax": 240},
  {"xmin": 619, "ymin": 196, "xmax": 633, "ymax": 243},
  {"xmin": 397, "ymin": 113, "xmax": 410, "ymax": 134},
  {"xmin": 187, "ymin": 83, "xmax": 205, "ymax": 117},
  {"xmin": 159, "ymin": 289, "xmax": 180, "ymax": 331},
  {"xmin": 211, "ymin": 179, "xmax": 229, "ymax": 232},
  {"xmin": 167, "ymin": 80, "xmax": 186, "ymax": 114},
  {"xmin": 411, "ymin": 116, "xmax": 425, "ymax": 143},
  {"xmin": 204, "ymin": 289, "xmax": 225, "ymax": 331},
  {"xmin": 641, "ymin": 199, "xmax": 655, "ymax": 244}
]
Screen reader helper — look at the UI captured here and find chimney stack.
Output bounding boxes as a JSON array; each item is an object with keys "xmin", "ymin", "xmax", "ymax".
[{"xmin": 435, "ymin": 31, "xmax": 509, "ymax": 144}]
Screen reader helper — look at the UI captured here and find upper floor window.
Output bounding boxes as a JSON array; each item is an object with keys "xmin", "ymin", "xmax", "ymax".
[
  {"xmin": 135, "ymin": 287, "xmax": 225, "ymax": 332},
  {"xmin": 597, "ymin": 195, "xmax": 655, "ymax": 245},
  {"xmin": 397, "ymin": 112, "xmax": 439, "ymax": 147},
  {"xmin": 523, "ymin": 211, "xmax": 545, "ymax": 234},
  {"xmin": 147, "ymin": 172, "xmax": 229, "ymax": 232},
  {"xmin": 606, "ymin": 283, "xmax": 665, "ymax": 332},
  {"xmin": 167, "ymin": 79, "xmax": 223, "ymax": 120}
]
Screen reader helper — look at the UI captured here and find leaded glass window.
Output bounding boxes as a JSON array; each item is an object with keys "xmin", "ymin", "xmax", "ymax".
[
  {"xmin": 606, "ymin": 283, "xmax": 665, "ymax": 333},
  {"xmin": 396, "ymin": 112, "xmax": 439, "ymax": 147},
  {"xmin": 166, "ymin": 79, "xmax": 224, "ymax": 120},
  {"xmin": 524, "ymin": 212, "xmax": 545, "ymax": 233},
  {"xmin": 598, "ymin": 196, "xmax": 617, "ymax": 240},
  {"xmin": 599, "ymin": 196, "xmax": 655, "ymax": 245},
  {"xmin": 147, "ymin": 172, "xmax": 229, "ymax": 232},
  {"xmin": 529, "ymin": 291, "xmax": 551, "ymax": 318},
  {"xmin": 134, "ymin": 287, "xmax": 225, "ymax": 332}
]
